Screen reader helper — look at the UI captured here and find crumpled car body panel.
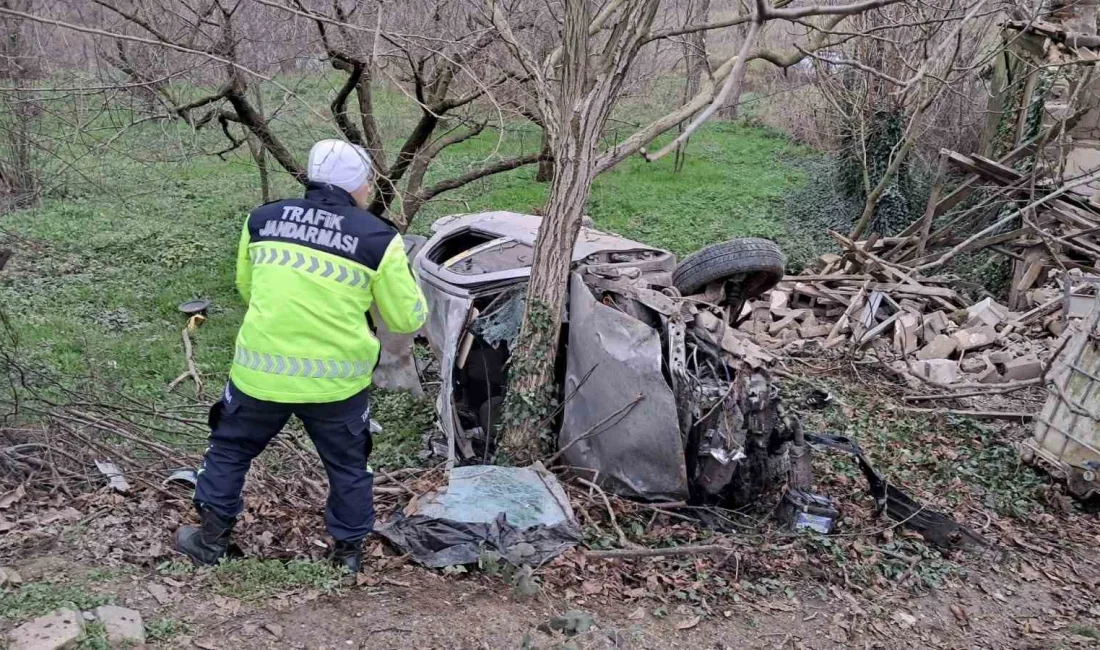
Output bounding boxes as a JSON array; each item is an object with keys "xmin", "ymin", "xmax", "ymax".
[
  {"xmin": 560, "ymin": 273, "xmax": 689, "ymax": 500},
  {"xmin": 415, "ymin": 212, "xmax": 784, "ymax": 503}
]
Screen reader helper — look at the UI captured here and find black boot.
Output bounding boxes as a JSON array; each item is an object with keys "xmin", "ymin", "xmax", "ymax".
[
  {"xmin": 330, "ymin": 539, "xmax": 364, "ymax": 573},
  {"xmin": 175, "ymin": 505, "xmax": 235, "ymax": 566}
]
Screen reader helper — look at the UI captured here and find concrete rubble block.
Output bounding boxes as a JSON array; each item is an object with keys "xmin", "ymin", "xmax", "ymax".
[
  {"xmin": 779, "ymin": 328, "xmax": 801, "ymax": 343},
  {"xmin": 965, "ymin": 297, "xmax": 1009, "ymax": 329},
  {"xmin": 978, "ymin": 367, "xmax": 1003, "ymax": 384},
  {"xmin": 891, "ymin": 361, "xmax": 924, "ymax": 390},
  {"xmin": 818, "ymin": 253, "xmax": 841, "ymax": 269},
  {"xmin": 799, "ymin": 323, "xmax": 833, "ymax": 339},
  {"xmin": 922, "ymin": 311, "xmax": 950, "ymax": 341},
  {"xmin": 1066, "ymin": 294, "xmax": 1100, "ymax": 318},
  {"xmin": 1003, "ymin": 354, "xmax": 1043, "ymax": 381},
  {"xmin": 960, "ymin": 356, "xmax": 988, "ymax": 374},
  {"xmin": 93, "ymin": 605, "xmax": 145, "ymax": 646},
  {"xmin": 768, "ymin": 312, "xmax": 801, "ymax": 336},
  {"xmin": 912, "ymin": 359, "xmax": 960, "ymax": 385},
  {"xmin": 694, "ymin": 311, "xmax": 722, "ymax": 333},
  {"xmin": 951, "ymin": 325, "xmax": 998, "ymax": 351},
  {"xmin": 769, "ymin": 290, "xmax": 791, "ymax": 312},
  {"xmin": 1026, "ymin": 286, "xmax": 1059, "ymax": 308},
  {"xmin": 916, "ymin": 334, "xmax": 958, "ymax": 360},
  {"xmin": 893, "ymin": 312, "xmax": 922, "ymax": 355},
  {"xmin": 7, "ymin": 609, "xmax": 84, "ymax": 650}
]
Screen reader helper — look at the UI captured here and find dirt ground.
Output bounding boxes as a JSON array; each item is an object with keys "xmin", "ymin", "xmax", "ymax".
[
  {"xmin": 3, "ymin": 372, "xmax": 1100, "ymax": 649},
  {"xmin": 2, "ymin": 513, "xmax": 1098, "ymax": 650}
]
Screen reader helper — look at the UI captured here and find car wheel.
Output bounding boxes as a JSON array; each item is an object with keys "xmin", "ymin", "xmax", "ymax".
[{"xmin": 672, "ymin": 237, "xmax": 785, "ymax": 298}]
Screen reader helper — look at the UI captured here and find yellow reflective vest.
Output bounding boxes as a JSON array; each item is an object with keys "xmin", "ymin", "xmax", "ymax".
[{"xmin": 230, "ymin": 183, "xmax": 427, "ymax": 403}]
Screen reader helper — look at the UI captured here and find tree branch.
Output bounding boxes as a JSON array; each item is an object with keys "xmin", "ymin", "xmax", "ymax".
[
  {"xmin": 641, "ymin": 9, "xmax": 763, "ymax": 163},
  {"xmin": 763, "ymin": 0, "xmax": 904, "ymax": 20},
  {"xmin": 487, "ymin": 0, "xmax": 555, "ymax": 135},
  {"xmin": 224, "ymin": 89, "xmax": 306, "ymax": 182},
  {"xmin": 419, "ymin": 152, "xmax": 541, "ymax": 201},
  {"xmin": 330, "ymin": 59, "xmax": 366, "ymax": 145},
  {"xmin": 90, "ymin": 0, "xmax": 211, "ymax": 54},
  {"xmin": 368, "ymin": 110, "xmax": 440, "ymax": 215},
  {"xmin": 595, "ymin": 15, "xmax": 844, "ymax": 173}
]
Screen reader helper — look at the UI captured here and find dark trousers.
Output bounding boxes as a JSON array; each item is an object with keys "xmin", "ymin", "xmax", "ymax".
[{"xmin": 194, "ymin": 381, "xmax": 374, "ymax": 541}]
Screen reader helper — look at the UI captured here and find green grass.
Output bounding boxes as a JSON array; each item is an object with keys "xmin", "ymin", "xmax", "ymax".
[
  {"xmin": 810, "ymin": 387, "xmax": 1049, "ymax": 519},
  {"xmin": 371, "ymin": 389, "xmax": 437, "ymax": 468},
  {"xmin": 145, "ymin": 616, "xmax": 188, "ymax": 641},
  {"xmin": 210, "ymin": 558, "xmax": 344, "ymax": 601},
  {"xmin": 76, "ymin": 621, "xmax": 110, "ymax": 650},
  {"xmin": 1068, "ymin": 624, "xmax": 1100, "ymax": 640},
  {"xmin": 0, "ymin": 582, "xmax": 113, "ymax": 622},
  {"xmin": 0, "ymin": 75, "xmax": 812, "ymax": 431}
]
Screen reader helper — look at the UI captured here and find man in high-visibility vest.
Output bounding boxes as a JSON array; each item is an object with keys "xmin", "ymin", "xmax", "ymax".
[{"xmin": 175, "ymin": 140, "xmax": 427, "ymax": 572}]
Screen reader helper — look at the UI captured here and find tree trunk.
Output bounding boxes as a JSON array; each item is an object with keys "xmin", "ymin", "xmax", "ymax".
[
  {"xmin": 675, "ymin": 0, "xmax": 710, "ymax": 172},
  {"xmin": 248, "ymin": 85, "xmax": 270, "ymax": 203},
  {"xmin": 718, "ymin": 0, "xmax": 747, "ymax": 120},
  {"xmin": 500, "ymin": 139, "xmax": 593, "ymax": 463},
  {"xmin": 499, "ymin": 0, "xmax": 593, "ymax": 464},
  {"xmin": 535, "ymin": 129, "xmax": 554, "ymax": 182}
]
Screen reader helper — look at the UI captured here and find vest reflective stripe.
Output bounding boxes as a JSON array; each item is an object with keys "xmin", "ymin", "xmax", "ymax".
[
  {"xmin": 234, "ymin": 346, "xmax": 372, "ymax": 378},
  {"xmin": 249, "ymin": 245, "xmax": 371, "ymax": 289}
]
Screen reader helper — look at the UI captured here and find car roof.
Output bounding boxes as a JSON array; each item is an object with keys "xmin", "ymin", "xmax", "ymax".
[{"xmin": 428, "ymin": 211, "xmax": 667, "ymax": 263}]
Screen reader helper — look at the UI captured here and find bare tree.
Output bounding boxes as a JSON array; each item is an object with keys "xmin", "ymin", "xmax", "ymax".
[
  {"xmin": 489, "ymin": 0, "xmax": 928, "ymax": 462},
  {"xmin": 2, "ymin": 0, "xmax": 546, "ymax": 231},
  {"xmin": 0, "ymin": 0, "xmax": 42, "ymax": 207}
]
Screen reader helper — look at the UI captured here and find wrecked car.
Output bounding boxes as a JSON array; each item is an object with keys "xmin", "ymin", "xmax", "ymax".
[{"xmin": 414, "ymin": 212, "xmax": 797, "ymax": 504}]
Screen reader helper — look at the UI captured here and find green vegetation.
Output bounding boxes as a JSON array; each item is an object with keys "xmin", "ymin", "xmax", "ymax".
[
  {"xmin": 370, "ymin": 389, "xmax": 437, "ymax": 468},
  {"xmin": 0, "ymin": 581, "xmax": 112, "ymax": 622},
  {"xmin": 1069, "ymin": 624, "xmax": 1100, "ymax": 640},
  {"xmin": 812, "ymin": 388, "xmax": 1049, "ymax": 518},
  {"xmin": 145, "ymin": 616, "xmax": 188, "ymax": 642},
  {"xmin": 210, "ymin": 558, "xmax": 344, "ymax": 601},
  {"xmin": 76, "ymin": 621, "xmax": 110, "ymax": 650},
  {"xmin": 0, "ymin": 76, "xmax": 812, "ymax": 439}
]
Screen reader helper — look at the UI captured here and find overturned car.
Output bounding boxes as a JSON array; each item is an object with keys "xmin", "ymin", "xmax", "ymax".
[{"xmin": 414, "ymin": 212, "xmax": 799, "ymax": 504}]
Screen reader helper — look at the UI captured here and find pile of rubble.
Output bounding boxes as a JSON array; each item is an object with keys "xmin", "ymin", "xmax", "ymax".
[
  {"xmin": 738, "ymin": 248, "xmax": 1094, "ymax": 390},
  {"xmin": 730, "ymin": 54, "xmax": 1100, "ymax": 393}
]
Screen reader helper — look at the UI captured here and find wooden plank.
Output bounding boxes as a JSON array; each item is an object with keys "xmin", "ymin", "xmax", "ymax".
[
  {"xmin": 779, "ymin": 274, "xmax": 871, "ymax": 283},
  {"xmin": 899, "ymin": 113, "xmax": 1091, "ymax": 231},
  {"xmin": 917, "ymin": 152, "xmax": 950, "ymax": 258},
  {"xmin": 859, "ymin": 311, "xmax": 901, "ymax": 347},
  {"xmin": 866, "ymin": 283, "xmax": 959, "ymax": 299},
  {"xmin": 1010, "ymin": 245, "xmax": 1047, "ymax": 310},
  {"xmin": 970, "ymin": 154, "xmax": 1024, "ymax": 184}
]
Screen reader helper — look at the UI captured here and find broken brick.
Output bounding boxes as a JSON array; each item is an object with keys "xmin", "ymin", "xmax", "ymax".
[
  {"xmin": 893, "ymin": 312, "xmax": 921, "ymax": 355},
  {"xmin": 916, "ymin": 334, "xmax": 958, "ymax": 360},
  {"xmin": 965, "ymin": 297, "xmax": 1009, "ymax": 329},
  {"xmin": 951, "ymin": 325, "xmax": 998, "ymax": 351},
  {"xmin": 912, "ymin": 359, "xmax": 959, "ymax": 385},
  {"xmin": 1003, "ymin": 355, "xmax": 1043, "ymax": 381}
]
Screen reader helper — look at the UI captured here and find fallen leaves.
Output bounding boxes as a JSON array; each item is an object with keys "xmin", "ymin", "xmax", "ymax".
[
  {"xmin": 676, "ymin": 615, "xmax": 701, "ymax": 630},
  {"xmin": 146, "ymin": 582, "xmax": 171, "ymax": 605},
  {"xmin": 892, "ymin": 611, "xmax": 918, "ymax": 629},
  {"xmin": 0, "ymin": 484, "xmax": 25, "ymax": 509}
]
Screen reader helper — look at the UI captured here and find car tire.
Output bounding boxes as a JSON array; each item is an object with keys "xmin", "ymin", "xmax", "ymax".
[{"xmin": 672, "ymin": 237, "xmax": 785, "ymax": 298}]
